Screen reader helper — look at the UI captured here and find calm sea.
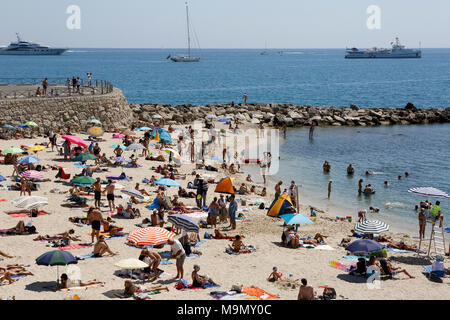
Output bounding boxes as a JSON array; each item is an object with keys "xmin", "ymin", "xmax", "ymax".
[{"xmin": 1, "ymin": 48, "xmax": 449, "ymax": 235}]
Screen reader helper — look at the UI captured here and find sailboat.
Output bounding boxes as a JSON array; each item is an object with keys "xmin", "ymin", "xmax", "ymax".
[
  {"xmin": 170, "ymin": 2, "xmax": 200, "ymax": 62},
  {"xmin": 260, "ymin": 41, "xmax": 269, "ymax": 55}
]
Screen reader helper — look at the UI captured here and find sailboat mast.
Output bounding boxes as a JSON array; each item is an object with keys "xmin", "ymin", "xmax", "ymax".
[{"xmin": 186, "ymin": 2, "xmax": 191, "ymax": 57}]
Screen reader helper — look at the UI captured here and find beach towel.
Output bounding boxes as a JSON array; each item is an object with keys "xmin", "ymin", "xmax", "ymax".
[
  {"xmin": 225, "ymin": 245, "xmax": 256, "ymax": 255},
  {"xmin": 161, "ymin": 260, "xmax": 173, "ymax": 265},
  {"xmin": 330, "ymin": 260, "xmax": 356, "ymax": 271},
  {"xmin": 387, "ymin": 248, "xmax": 410, "ymax": 253},
  {"xmin": 60, "ymin": 283, "xmax": 104, "ymax": 291},
  {"xmin": 113, "ymin": 291, "xmax": 134, "ymax": 299},
  {"xmin": 444, "ymin": 227, "xmax": 450, "ymax": 233},
  {"xmin": 76, "ymin": 253, "xmax": 98, "ymax": 260},
  {"xmin": 194, "ymin": 240, "xmax": 205, "ymax": 248},
  {"xmin": 242, "ymin": 287, "xmax": 278, "ymax": 300},
  {"xmin": 314, "ymin": 245, "xmax": 335, "ymax": 251},
  {"xmin": 6, "ymin": 210, "xmax": 48, "ymax": 218},
  {"xmin": 59, "ymin": 243, "xmax": 92, "ymax": 250},
  {"xmin": 343, "ymin": 255, "xmax": 368, "ymax": 260},
  {"xmin": 122, "ymin": 164, "xmax": 143, "ymax": 168},
  {"xmin": 210, "ymin": 292, "xmax": 255, "ymax": 300},
  {"xmin": 106, "ymin": 173, "xmax": 132, "ymax": 181},
  {"xmin": 175, "ymin": 281, "xmax": 220, "ymax": 290}
]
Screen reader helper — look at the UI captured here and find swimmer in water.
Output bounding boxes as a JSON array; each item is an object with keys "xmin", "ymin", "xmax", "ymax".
[
  {"xmin": 398, "ymin": 175, "xmax": 402, "ymax": 180},
  {"xmin": 365, "ymin": 171, "xmax": 373, "ymax": 176},
  {"xmin": 404, "ymin": 172, "xmax": 409, "ymax": 178},
  {"xmin": 369, "ymin": 206, "xmax": 380, "ymax": 213},
  {"xmin": 384, "ymin": 181, "xmax": 390, "ymax": 187}
]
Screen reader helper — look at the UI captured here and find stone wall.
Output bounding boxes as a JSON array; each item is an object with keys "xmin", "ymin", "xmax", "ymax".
[
  {"xmin": 0, "ymin": 88, "xmax": 133, "ymax": 132},
  {"xmin": 130, "ymin": 102, "xmax": 450, "ymax": 127}
]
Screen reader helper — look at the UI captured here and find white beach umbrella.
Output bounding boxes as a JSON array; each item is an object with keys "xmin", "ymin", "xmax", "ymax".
[
  {"xmin": 354, "ymin": 220, "xmax": 390, "ymax": 234},
  {"xmin": 152, "ymin": 114, "xmax": 163, "ymax": 119},
  {"xmin": 114, "ymin": 258, "xmax": 148, "ymax": 269},
  {"xmin": 126, "ymin": 143, "xmax": 145, "ymax": 151},
  {"xmin": 12, "ymin": 196, "xmax": 48, "ymax": 209},
  {"xmin": 121, "ymin": 189, "xmax": 145, "ymax": 199},
  {"xmin": 206, "ymin": 114, "xmax": 217, "ymax": 119}
]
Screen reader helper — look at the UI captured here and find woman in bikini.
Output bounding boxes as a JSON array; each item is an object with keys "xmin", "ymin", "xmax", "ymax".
[{"xmin": 191, "ymin": 265, "xmax": 217, "ymax": 288}]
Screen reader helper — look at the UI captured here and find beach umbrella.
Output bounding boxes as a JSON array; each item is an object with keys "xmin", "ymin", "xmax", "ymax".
[
  {"xmin": 251, "ymin": 118, "xmax": 260, "ymax": 124},
  {"xmin": 279, "ymin": 213, "xmax": 314, "ymax": 225},
  {"xmin": 114, "ymin": 156, "xmax": 131, "ymax": 163},
  {"xmin": 21, "ymin": 170, "xmax": 43, "ymax": 179},
  {"xmin": 3, "ymin": 125, "xmax": 15, "ymax": 130},
  {"xmin": 154, "ymin": 131, "xmax": 160, "ymax": 142},
  {"xmin": 3, "ymin": 147, "xmax": 23, "ymax": 154},
  {"xmin": 127, "ymin": 227, "xmax": 176, "ymax": 247},
  {"xmin": 345, "ymin": 239, "xmax": 385, "ymax": 254},
  {"xmin": 25, "ymin": 121, "xmax": 38, "ymax": 127},
  {"xmin": 162, "ymin": 148, "xmax": 181, "ymax": 160},
  {"xmin": 70, "ymin": 176, "xmax": 96, "ymax": 186},
  {"xmin": 206, "ymin": 114, "xmax": 217, "ymax": 119},
  {"xmin": 113, "ymin": 133, "xmax": 125, "ymax": 139},
  {"xmin": 152, "ymin": 114, "xmax": 162, "ymax": 119},
  {"xmin": 18, "ymin": 124, "xmax": 29, "ymax": 128},
  {"xmin": 218, "ymin": 118, "xmax": 231, "ymax": 123},
  {"xmin": 167, "ymin": 214, "xmax": 199, "ymax": 233},
  {"xmin": 27, "ymin": 145, "xmax": 46, "ymax": 152},
  {"xmin": 110, "ymin": 144, "xmax": 126, "ymax": 150},
  {"xmin": 36, "ymin": 250, "xmax": 77, "ymax": 284},
  {"xmin": 159, "ymin": 131, "xmax": 172, "ymax": 143},
  {"xmin": 354, "ymin": 220, "xmax": 390, "ymax": 235},
  {"xmin": 154, "ymin": 178, "xmax": 180, "ymax": 187},
  {"xmin": 215, "ymin": 177, "xmax": 235, "ymax": 194},
  {"xmin": 267, "ymin": 194, "xmax": 294, "ymax": 217},
  {"xmin": 137, "ymin": 127, "xmax": 151, "ymax": 131},
  {"xmin": 18, "ymin": 156, "xmax": 40, "ymax": 164},
  {"xmin": 0, "ymin": 175, "xmax": 6, "ymax": 182},
  {"xmin": 12, "ymin": 196, "xmax": 48, "ymax": 209},
  {"xmin": 87, "ymin": 126, "xmax": 104, "ymax": 137},
  {"xmin": 62, "ymin": 135, "xmax": 87, "ymax": 148},
  {"xmin": 88, "ymin": 119, "xmax": 102, "ymax": 125},
  {"xmin": 72, "ymin": 153, "xmax": 98, "ymax": 162},
  {"xmin": 126, "ymin": 143, "xmax": 145, "ymax": 151},
  {"xmin": 408, "ymin": 187, "xmax": 450, "ymax": 199},
  {"xmin": 121, "ymin": 189, "xmax": 145, "ymax": 200},
  {"xmin": 114, "ymin": 258, "xmax": 148, "ymax": 269}
]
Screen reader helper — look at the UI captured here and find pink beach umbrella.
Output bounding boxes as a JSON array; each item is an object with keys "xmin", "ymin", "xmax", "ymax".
[
  {"xmin": 113, "ymin": 133, "xmax": 125, "ymax": 139},
  {"xmin": 21, "ymin": 170, "xmax": 44, "ymax": 179},
  {"xmin": 62, "ymin": 135, "xmax": 87, "ymax": 148}
]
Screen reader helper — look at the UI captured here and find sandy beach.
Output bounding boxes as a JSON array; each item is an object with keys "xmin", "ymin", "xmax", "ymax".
[{"xmin": 0, "ymin": 120, "xmax": 448, "ymax": 301}]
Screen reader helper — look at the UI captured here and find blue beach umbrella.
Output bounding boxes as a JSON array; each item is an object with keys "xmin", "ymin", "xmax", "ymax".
[
  {"xmin": 114, "ymin": 156, "xmax": 131, "ymax": 163},
  {"xmin": 110, "ymin": 144, "xmax": 126, "ymax": 150},
  {"xmin": 0, "ymin": 175, "xmax": 6, "ymax": 182},
  {"xmin": 18, "ymin": 156, "xmax": 41, "ymax": 164},
  {"xmin": 154, "ymin": 178, "xmax": 180, "ymax": 187},
  {"xmin": 159, "ymin": 131, "xmax": 172, "ymax": 144},
  {"xmin": 218, "ymin": 118, "xmax": 231, "ymax": 123},
  {"xmin": 279, "ymin": 214, "xmax": 314, "ymax": 225},
  {"xmin": 168, "ymin": 214, "xmax": 199, "ymax": 233},
  {"xmin": 18, "ymin": 124, "xmax": 29, "ymax": 128},
  {"xmin": 345, "ymin": 239, "xmax": 385, "ymax": 254},
  {"xmin": 137, "ymin": 127, "xmax": 152, "ymax": 131},
  {"xmin": 3, "ymin": 125, "xmax": 15, "ymax": 130}
]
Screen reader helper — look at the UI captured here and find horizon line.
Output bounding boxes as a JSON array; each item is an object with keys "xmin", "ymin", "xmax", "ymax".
[{"xmin": 66, "ymin": 47, "xmax": 450, "ymax": 50}]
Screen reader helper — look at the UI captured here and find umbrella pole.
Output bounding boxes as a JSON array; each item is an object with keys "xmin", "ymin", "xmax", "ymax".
[{"xmin": 57, "ymin": 265, "xmax": 59, "ymax": 285}]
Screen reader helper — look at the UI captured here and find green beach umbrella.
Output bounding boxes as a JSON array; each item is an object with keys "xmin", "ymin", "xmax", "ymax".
[
  {"xmin": 36, "ymin": 250, "xmax": 77, "ymax": 284},
  {"xmin": 3, "ymin": 147, "xmax": 23, "ymax": 154},
  {"xmin": 25, "ymin": 121, "xmax": 38, "ymax": 127},
  {"xmin": 70, "ymin": 176, "xmax": 96, "ymax": 186},
  {"xmin": 72, "ymin": 153, "xmax": 98, "ymax": 162}
]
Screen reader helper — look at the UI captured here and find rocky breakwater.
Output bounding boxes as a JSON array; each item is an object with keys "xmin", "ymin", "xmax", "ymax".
[
  {"xmin": 130, "ymin": 102, "xmax": 450, "ymax": 127},
  {"xmin": 0, "ymin": 88, "xmax": 133, "ymax": 132}
]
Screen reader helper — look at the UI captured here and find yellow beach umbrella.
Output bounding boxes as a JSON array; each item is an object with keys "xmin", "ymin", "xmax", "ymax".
[
  {"xmin": 28, "ymin": 145, "xmax": 46, "ymax": 152},
  {"xmin": 87, "ymin": 126, "xmax": 104, "ymax": 137}
]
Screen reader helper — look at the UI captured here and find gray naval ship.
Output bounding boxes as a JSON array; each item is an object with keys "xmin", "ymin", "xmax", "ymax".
[
  {"xmin": 0, "ymin": 33, "xmax": 67, "ymax": 56},
  {"xmin": 345, "ymin": 38, "xmax": 421, "ymax": 59}
]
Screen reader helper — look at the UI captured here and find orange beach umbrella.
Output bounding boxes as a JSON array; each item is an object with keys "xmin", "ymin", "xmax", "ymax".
[{"xmin": 215, "ymin": 177, "xmax": 235, "ymax": 194}]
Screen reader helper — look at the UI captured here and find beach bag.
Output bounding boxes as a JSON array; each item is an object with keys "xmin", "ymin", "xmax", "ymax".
[
  {"xmin": 204, "ymin": 232, "xmax": 211, "ymax": 239},
  {"xmin": 175, "ymin": 278, "xmax": 188, "ymax": 290},
  {"xmin": 322, "ymin": 287, "xmax": 336, "ymax": 300}
]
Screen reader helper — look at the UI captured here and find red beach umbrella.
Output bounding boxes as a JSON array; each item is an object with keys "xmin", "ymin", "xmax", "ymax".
[{"xmin": 62, "ymin": 135, "xmax": 87, "ymax": 148}]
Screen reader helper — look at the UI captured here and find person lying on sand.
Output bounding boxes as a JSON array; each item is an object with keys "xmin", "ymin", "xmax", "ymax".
[
  {"xmin": 375, "ymin": 258, "xmax": 415, "ymax": 279},
  {"xmin": 267, "ymin": 267, "xmax": 282, "ymax": 282},
  {"xmin": 146, "ymin": 155, "xmax": 165, "ymax": 162},
  {"xmin": 0, "ymin": 250, "xmax": 13, "ymax": 258},
  {"xmin": 103, "ymin": 217, "xmax": 125, "ymax": 236},
  {"xmin": 228, "ymin": 235, "xmax": 245, "ymax": 252},
  {"xmin": 0, "ymin": 265, "xmax": 33, "ymax": 276},
  {"xmin": 124, "ymin": 280, "xmax": 169, "ymax": 296},
  {"xmin": 34, "ymin": 229, "xmax": 81, "ymax": 242},
  {"xmin": 4, "ymin": 221, "xmax": 36, "ymax": 235},
  {"xmin": 303, "ymin": 233, "xmax": 328, "ymax": 245},
  {"xmin": 93, "ymin": 236, "xmax": 118, "ymax": 257},
  {"xmin": 191, "ymin": 265, "xmax": 217, "ymax": 288},
  {"xmin": 68, "ymin": 217, "xmax": 89, "ymax": 225},
  {"xmin": 58, "ymin": 273, "xmax": 104, "ymax": 290},
  {"xmin": 178, "ymin": 187, "xmax": 196, "ymax": 198},
  {"xmin": 135, "ymin": 183, "xmax": 150, "ymax": 196},
  {"xmin": 387, "ymin": 240, "xmax": 417, "ymax": 251}
]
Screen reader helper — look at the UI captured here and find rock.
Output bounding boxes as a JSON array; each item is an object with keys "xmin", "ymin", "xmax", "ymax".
[
  {"xmin": 350, "ymin": 104, "xmax": 359, "ymax": 110},
  {"xmin": 405, "ymin": 102, "xmax": 417, "ymax": 111}
]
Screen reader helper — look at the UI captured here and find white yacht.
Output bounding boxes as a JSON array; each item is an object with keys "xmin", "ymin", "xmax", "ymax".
[
  {"xmin": 0, "ymin": 34, "xmax": 67, "ymax": 56},
  {"xmin": 345, "ymin": 38, "xmax": 421, "ymax": 59},
  {"xmin": 170, "ymin": 2, "xmax": 200, "ymax": 62}
]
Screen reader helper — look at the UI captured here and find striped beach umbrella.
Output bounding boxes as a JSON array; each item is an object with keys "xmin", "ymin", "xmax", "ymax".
[
  {"xmin": 127, "ymin": 227, "xmax": 176, "ymax": 247},
  {"xmin": 19, "ymin": 156, "xmax": 41, "ymax": 164},
  {"xmin": 354, "ymin": 220, "xmax": 390, "ymax": 234},
  {"xmin": 21, "ymin": 170, "xmax": 43, "ymax": 179},
  {"xmin": 168, "ymin": 214, "xmax": 199, "ymax": 233},
  {"xmin": 162, "ymin": 148, "xmax": 181, "ymax": 160},
  {"xmin": 121, "ymin": 188, "xmax": 145, "ymax": 199},
  {"xmin": 408, "ymin": 187, "xmax": 450, "ymax": 199}
]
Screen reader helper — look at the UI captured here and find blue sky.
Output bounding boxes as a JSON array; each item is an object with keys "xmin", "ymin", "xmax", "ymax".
[{"xmin": 0, "ymin": 0, "xmax": 449, "ymax": 48}]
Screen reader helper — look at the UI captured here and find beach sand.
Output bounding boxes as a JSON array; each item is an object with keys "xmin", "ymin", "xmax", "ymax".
[{"xmin": 0, "ymin": 122, "xmax": 448, "ymax": 300}]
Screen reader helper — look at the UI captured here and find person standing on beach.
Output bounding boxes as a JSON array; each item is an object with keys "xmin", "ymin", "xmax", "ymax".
[
  {"xmin": 328, "ymin": 180, "xmax": 332, "ymax": 199},
  {"xmin": 418, "ymin": 208, "xmax": 426, "ymax": 239},
  {"xmin": 218, "ymin": 194, "xmax": 227, "ymax": 223},
  {"xmin": 72, "ymin": 76, "xmax": 77, "ymax": 92},
  {"xmin": 88, "ymin": 207, "xmax": 104, "ymax": 244},
  {"xmin": 93, "ymin": 177, "xmax": 102, "ymax": 208},
  {"xmin": 260, "ymin": 161, "xmax": 267, "ymax": 185},
  {"xmin": 282, "ymin": 124, "xmax": 287, "ymax": 139},
  {"xmin": 243, "ymin": 92, "xmax": 248, "ymax": 104},
  {"xmin": 190, "ymin": 140, "xmax": 195, "ymax": 163},
  {"xmin": 168, "ymin": 238, "xmax": 186, "ymax": 280},
  {"xmin": 76, "ymin": 77, "xmax": 81, "ymax": 93},
  {"xmin": 42, "ymin": 78, "xmax": 48, "ymax": 96},
  {"xmin": 103, "ymin": 180, "xmax": 115, "ymax": 212},
  {"xmin": 358, "ymin": 179, "xmax": 363, "ymax": 196},
  {"xmin": 274, "ymin": 181, "xmax": 282, "ymax": 200},
  {"xmin": 228, "ymin": 194, "xmax": 238, "ymax": 230}
]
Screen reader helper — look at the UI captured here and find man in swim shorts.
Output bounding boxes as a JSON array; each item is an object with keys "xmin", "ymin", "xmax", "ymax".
[
  {"xmin": 93, "ymin": 177, "xmax": 102, "ymax": 208},
  {"xmin": 88, "ymin": 207, "xmax": 104, "ymax": 244}
]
